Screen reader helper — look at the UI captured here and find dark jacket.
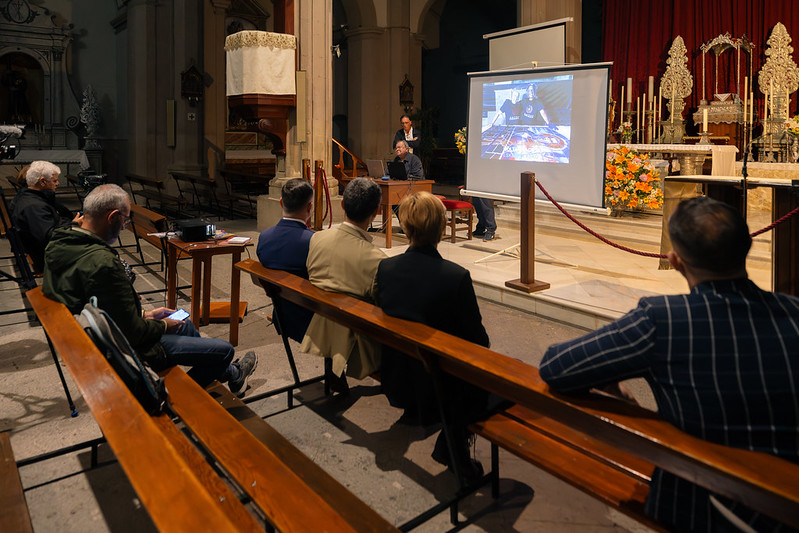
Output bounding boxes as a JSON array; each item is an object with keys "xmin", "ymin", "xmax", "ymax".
[
  {"xmin": 256, "ymin": 218, "xmax": 314, "ymax": 342},
  {"xmin": 10, "ymin": 188, "xmax": 73, "ymax": 272},
  {"xmin": 42, "ymin": 226, "xmax": 168, "ymax": 367},
  {"xmin": 375, "ymin": 245, "xmax": 489, "ymax": 420}
]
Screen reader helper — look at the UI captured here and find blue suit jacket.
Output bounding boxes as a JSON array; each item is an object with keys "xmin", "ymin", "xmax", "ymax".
[{"xmin": 256, "ymin": 219, "xmax": 314, "ymax": 341}]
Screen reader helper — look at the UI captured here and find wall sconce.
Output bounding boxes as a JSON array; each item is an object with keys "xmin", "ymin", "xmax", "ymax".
[
  {"xmin": 399, "ymin": 74, "xmax": 414, "ymax": 114},
  {"xmin": 180, "ymin": 65, "xmax": 204, "ymax": 107}
]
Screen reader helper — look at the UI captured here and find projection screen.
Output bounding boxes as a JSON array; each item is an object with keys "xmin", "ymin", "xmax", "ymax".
[{"xmin": 463, "ymin": 63, "xmax": 611, "ymax": 209}]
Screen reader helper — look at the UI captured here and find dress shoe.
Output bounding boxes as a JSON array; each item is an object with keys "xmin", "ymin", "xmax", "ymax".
[
  {"xmin": 431, "ymin": 430, "xmax": 484, "ymax": 486},
  {"xmin": 325, "ymin": 367, "xmax": 350, "ymax": 395}
]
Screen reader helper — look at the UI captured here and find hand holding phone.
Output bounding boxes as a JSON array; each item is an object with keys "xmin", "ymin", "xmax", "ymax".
[{"xmin": 167, "ymin": 309, "xmax": 189, "ymax": 321}]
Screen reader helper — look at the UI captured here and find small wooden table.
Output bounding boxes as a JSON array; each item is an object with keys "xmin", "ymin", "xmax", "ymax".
[
  {"xmin": 375, "ymin": 178, "xmax": 434, "ymax": 248},
  {"xmin": 166, "ymin": 237, "xmax": 251, "ymax": 345}
]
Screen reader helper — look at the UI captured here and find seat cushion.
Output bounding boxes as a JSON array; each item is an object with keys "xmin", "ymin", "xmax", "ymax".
[{"xmin": 441, "ymin": 199, "xmax": 473, "ymax": 210}]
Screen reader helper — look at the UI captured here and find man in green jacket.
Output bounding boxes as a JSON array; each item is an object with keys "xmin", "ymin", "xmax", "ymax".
[{"xmin": 43, "ymin": 184, "xmax": 257, "ymax": 396}]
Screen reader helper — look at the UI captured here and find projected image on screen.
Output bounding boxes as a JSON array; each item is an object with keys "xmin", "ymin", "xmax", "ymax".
[{"xmin": 479, "ymin": 76, "xmax": 573, "ymax": 163}]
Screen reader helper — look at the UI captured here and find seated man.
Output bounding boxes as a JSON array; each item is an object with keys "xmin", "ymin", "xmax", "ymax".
[
  {"xmin": 256, "ymin": 178, "xmax": 314, "ymax": 342},
  {"xmin": 300, "ymin": 177, "xmax": 386, "ymax": 390},
  {"xmin": 43, "ymin": 184, "xmax": 258, "ymax": 397},
  {"xmin": 540, "ymin": 197, "xmax": 799, "ymax": 532},
  {"xmin": 10, "ymin": 161, "xmax": 79, "ymax": 272},
  {"xmin": 392, "ymin": 139, "xmax": 424, "ymax": 179}
]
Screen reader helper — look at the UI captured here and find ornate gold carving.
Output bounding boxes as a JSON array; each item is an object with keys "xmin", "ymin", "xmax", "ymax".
[
  {"xmin": 224, "ymin": 31, "xmax": 296, "ymax": 51},
  {"xmin": 660, "ymin": 36, "xmax": 693, "ymax": 128},
  {"xmin": 758, "ymin": 22, "xmax": 799, "ymax": 95}
]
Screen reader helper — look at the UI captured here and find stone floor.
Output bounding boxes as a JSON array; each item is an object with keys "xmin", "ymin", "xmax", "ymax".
[{"xmin": 0, "ymin": 198, "xmax": 775, "ymax": 532}]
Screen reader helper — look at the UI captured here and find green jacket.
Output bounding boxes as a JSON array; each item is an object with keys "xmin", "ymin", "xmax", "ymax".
[{"xmin": 42, "ymin": 225, "xmax": 169, "ymax": 368}]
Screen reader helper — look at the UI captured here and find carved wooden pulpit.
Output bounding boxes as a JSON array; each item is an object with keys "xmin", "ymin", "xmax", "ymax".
[{"xmin": 226, "ymin": 3, "xmax": 295, "ymax": 155}]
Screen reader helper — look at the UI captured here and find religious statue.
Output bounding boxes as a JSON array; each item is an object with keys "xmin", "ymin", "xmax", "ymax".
[{"xmin": 80, "ymin": 85, "xmax": 101, "ymax": 150}]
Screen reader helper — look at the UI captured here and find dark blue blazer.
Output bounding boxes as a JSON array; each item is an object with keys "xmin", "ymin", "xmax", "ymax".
[{"xmin": 256, "ymin": 219, "xmax": 314, "ymax": 341}]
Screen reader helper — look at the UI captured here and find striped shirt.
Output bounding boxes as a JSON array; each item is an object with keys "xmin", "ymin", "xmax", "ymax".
[{"xmin": 540, "ymin": 278, "xmax": 799, "ymax": 532}]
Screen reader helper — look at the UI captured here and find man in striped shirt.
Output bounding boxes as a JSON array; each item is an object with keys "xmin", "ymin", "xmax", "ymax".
[{"xmin": 540, "ymin": 196, "xmax": 799, "ymax": 532}]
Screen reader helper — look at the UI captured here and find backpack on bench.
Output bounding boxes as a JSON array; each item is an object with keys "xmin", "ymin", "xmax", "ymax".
[{"xmin": 76, "ymin": 297, "xmax": 167, "ymax": 414}]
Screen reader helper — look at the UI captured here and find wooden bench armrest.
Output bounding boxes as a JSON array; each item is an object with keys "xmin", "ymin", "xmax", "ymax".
[
  {"xmin": 234, "ymin": 259, "xmax": 799, "ymax": 529},
  {"xmin": 24, "ymin": 288, "xmax": 258, "ymax": 532},
  {"xmin": 163, "ymin": 367, "xmax": 398, "ymax": 532}
]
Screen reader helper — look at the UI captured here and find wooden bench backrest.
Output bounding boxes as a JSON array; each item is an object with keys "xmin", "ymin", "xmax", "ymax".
[
  {"xmin": 24, "ymin": 287, "xmax": 259, "ymax": 532},
  {"xmin": 0, "ymin": 432, "xmax": 33, "ymax": 533},
  {"xmin": 128, "ymin": 203, "xmax": 168, "ymax": 249},
  {"xmin": 126, "ymin": 173, "xmax": 164, "ymax": 190},
  {"xmin": 235, "ymin": 258, "xmax": 799, "ymax": 529}
]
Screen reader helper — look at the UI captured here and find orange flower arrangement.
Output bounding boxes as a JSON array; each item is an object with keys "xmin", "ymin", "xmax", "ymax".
[{"xmin": 605, "ymin": 146, "xmax": 663, "ymax": 211}]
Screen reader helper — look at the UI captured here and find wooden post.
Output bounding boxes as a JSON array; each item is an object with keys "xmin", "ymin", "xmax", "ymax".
[
  {"xmin": 312, "ymin": 160, "xmax": 324, "ymax": 230},
  {"xmin": 505, "ymin": 172, "xmax": 550, "ymax": 293}
]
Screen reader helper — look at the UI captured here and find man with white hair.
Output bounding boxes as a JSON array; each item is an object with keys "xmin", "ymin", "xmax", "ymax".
[
  {"xmin": 43, "ymin": 184, "xmax": 258, "ymax": 397},
  {"xmin": 10, "ymin": 160, "xmax": 78, "ymax": 272}
]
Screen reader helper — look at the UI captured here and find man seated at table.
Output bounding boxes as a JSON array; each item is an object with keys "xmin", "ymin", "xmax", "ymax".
[
  {"xmin": 300, "ymin": 177, "xmax": 386, "ymax": 392},
  {"xmin": 43, "ymin": 184, "xmax": 258, "ymax": 397},
  {"xmin": 256, "ymin": 178, "xmax": 314, "ymax": 342},
  {"xmin": 539, "ymin": 197, "xmax": 799, "ymax": 532},
  {"xmin": 10, "ymin": 161, "xmax": 79, "ymax": 272},
  {"xmin": 392, "ymin": 139, "xmax": 424, "ymax": 179}
]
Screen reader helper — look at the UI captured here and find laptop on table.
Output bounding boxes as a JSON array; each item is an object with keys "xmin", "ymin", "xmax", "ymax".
[{"xmin": 365, "ymin": 159, "xmax": 388, "ymax": 179}]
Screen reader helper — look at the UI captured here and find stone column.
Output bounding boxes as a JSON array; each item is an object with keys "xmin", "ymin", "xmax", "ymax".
[
  {"xmin": 203, "ymin": 0, "xmax": 231, "ymax": 180},
  {"xmin": 172, "ymin": 0, "xmax": 204, "ymax": 173},
  {"xmin": 126, "ymin": 0, "xmax": 159, "ymax": 175}
]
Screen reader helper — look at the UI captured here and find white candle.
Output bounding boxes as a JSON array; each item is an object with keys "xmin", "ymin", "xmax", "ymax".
[
  {"xmin": 750, "ymin": 93, "xmax": 754, "ymax": 124},
  {"xmin": 627, "ymin": 78, "xmax": 633, "ymax": 103},
  {"xmin": 619, "ymin": 86, "xmax": 624, "ymax": 126},
  {"xmin": 765, "ymin": 92, "xmax": 769, "ymax": 121},
  {"xmin": 703, "ymin": 108, "xmax": 708, "ymax": 132},
  {"xmin": 648, "ymin": 76, "xmax": 654, "ymax": 103}
]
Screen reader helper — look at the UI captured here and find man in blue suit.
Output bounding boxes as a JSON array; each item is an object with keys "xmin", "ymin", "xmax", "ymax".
[{"xmin": 256, "ymin": 179, "xmax": 314, "ymax": 342}]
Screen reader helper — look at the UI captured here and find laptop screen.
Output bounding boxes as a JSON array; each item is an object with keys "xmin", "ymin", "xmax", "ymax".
[
  {"xmin": 386, "ymin": 161, "xmax": 408, "ymax": 180},
  {"xmin": 365, "ymin": 159, "xmax": 387, "ymax": 178}
]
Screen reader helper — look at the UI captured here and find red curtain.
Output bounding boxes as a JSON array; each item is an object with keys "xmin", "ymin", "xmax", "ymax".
[{"xmin": 602, "ymin": 0, "xmax": 799, "ymax": 127}]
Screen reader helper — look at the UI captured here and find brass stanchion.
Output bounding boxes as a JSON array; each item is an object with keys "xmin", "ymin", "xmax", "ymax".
[{"xmin": 312, "ymin": 160, "xmax": 324, "ymax": 230}]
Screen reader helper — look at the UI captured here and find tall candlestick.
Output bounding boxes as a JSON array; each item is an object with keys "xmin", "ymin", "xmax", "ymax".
[
  {"xmin": 627, "ymin": 78, "xmax": 633, "ymax": 103},
  {"xmin": 743, "ymin": 85, "xmax": 748, "ymax": 125},
  {"xmin": 637, "ymin": 96, "xmax": 640, "ymax": 139},
  {"xmin": 787, "ymin": 89, "xmax": 790, "ymax": 118},
  {"xmin": 765, "ymin": 92, "xmax": 769, "ymax": 121},
  {"xmin": 648, "ymin": 76, "xmax": 654, "ymax": 103},
  {"xmin": 749, "ymin": 92, "xmax": 754, "ymax": 124},
  {"xmin": 620, "ymin": 86, "xmax": 625, "ymax": 127},
  {"xmin": 703, "ymin": 108, "xmax": 708, "ymax": 132}
]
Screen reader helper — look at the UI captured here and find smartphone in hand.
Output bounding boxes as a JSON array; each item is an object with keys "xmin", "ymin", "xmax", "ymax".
[{"xmin": 167, "ymin": 309, "xmax": 189, "ymax": 321}]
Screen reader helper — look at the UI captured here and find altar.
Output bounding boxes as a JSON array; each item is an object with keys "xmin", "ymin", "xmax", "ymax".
[{"xmin": 607, "ymin": 143, "xmax": 738, "ymax": 175}]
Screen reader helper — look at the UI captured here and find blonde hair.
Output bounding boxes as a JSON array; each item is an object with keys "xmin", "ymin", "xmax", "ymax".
[{"xmin": 398, "ymin": 191, "xmax": 446, "ymax": 247}]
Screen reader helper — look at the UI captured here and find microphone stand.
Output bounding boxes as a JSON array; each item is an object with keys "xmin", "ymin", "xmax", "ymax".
[{"xmin": 741, "ymin": 141, "xmax": 751, "ymax": 220}]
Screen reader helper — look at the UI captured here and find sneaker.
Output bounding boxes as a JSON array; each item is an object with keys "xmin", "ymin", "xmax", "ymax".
[
  {"xmin": 228, "ymin": 351, "xmax": 258, "ymax": 398},
  {"xmin": 483, "ymin": 232, "xmax": 496, "ymax": 241}
]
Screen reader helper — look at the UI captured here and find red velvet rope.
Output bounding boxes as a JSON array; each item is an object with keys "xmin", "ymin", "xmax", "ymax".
[{"xmin": 533, "ymin": 179, "xmax": 799, "ymax": 260}]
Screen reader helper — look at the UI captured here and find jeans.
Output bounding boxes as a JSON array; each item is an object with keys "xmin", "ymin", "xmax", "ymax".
[
  {"xmin": 159, "ymin": 319, "xmax": 236, "ymax": 387},
  {"xmin": 472, "ymin": 197, "xmax": 496, "ymax": 233}
]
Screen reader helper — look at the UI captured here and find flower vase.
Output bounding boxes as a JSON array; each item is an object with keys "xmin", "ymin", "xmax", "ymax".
[
  {"xmin": 790, "ymin": 135, "xmax": 799, "ymax": 164},
  {"xmin": 621, "ymin": 134, "xmax": 632, "ymax": 144}
]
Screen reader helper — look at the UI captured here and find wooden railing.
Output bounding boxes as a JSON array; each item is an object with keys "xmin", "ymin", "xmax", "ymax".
[{"xmin": 332, "ymin": 138, "xmax": 367, "ymax": 183}]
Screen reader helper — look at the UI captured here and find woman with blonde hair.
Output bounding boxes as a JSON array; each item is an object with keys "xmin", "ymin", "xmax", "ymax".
[{"xmin": 375, "ymin": 191, "xmax": 490, "ymax": 485}]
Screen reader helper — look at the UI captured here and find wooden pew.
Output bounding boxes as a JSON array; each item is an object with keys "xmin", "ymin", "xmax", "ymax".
[
  {"xmin": 125, "ymin": 203, "xmax": 169, "ymax": 271},
  {"xmin": 24, "ymin": 287, "xmax": 399, "ymax": 533},
  {"xmin": 235, "ymin": 258, "xmax": 799, "ymax": 530},
  {"xmin": 0, "ymin": 432, "xmax": 33, "ymax": 533},
  {"xmin": 168, "ymin": 171, "xmax": 220, "ymax": 217},
  {"xmin": 126, "ymin": 173, "xmax": 185, "ymax": 216}
]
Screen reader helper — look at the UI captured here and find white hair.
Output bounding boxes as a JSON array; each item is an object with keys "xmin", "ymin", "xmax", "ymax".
[
  {"xmin": 26, "ymin": 161, "xmax": 61, "ymax": 187},
  {"xmin": 82, "ymin": 184, "xmax": 130, "ymax": 218}
]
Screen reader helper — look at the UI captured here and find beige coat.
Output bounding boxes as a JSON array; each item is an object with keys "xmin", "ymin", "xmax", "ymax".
[{"xmin": 299, "ymin": 223, "xmax": 386, "ymax": 378}]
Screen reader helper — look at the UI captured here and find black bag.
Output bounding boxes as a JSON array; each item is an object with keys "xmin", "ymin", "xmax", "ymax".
[{"xmin": 76, "ymin": 297, "xmax": 167, "ymax": 414}]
